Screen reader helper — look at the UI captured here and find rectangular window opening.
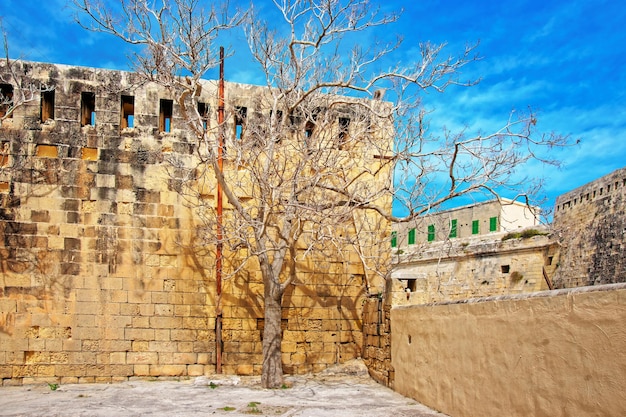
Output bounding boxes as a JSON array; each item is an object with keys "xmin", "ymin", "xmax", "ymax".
[
  {"xmin": 472, "ymin": 219, "xmax": 480, "ymax": 235},
  {"xmin": 305, "ymin": 121, "xmax": 314, "ymax": 138},
  {"xmin": 270, "ymin": 109, "xmax": 283, "ymax": 126},
  {"xmin": 0, "ymin": 83, "xmax": 14, "ymax": 118},
  {"xmin": 408, "ymin": 228, "xmax": 416, "ymax": 245},
  {"xmin": 501, "ymin": 265, "xmax": 510, "ymax": 273},
  {"xmin": 405, "ymin": 279, "xmax": 417, "ymax": 292},
  {"xmin": 427, "ymin": 224, "xmax": 435, "ymax": 242},
  {"xmin": 391, "ymin": 231, "xmax": 397, "ymax": 248},
  {"xmin": 121, "ymin": 95, "xmax": 135, "ymax": 129},
  {"xmin": 305, "ymin": 108, "xmax": 323, "ymax": 139},
  {"xmin": 337, "ymin": 117, "xmax": 350, "ymax": 149},
  {"xmin": 81, "ymin": 92, "xmax": 96, "ymax": 126},
  {"xmin": 159, "ymin": 99, "xmax": 174, "ymax": 132},
  {"xmin": 449, "ymin": 219, "xmax": 458, "ymax": 238},
  {"xmin": 234, "ymin": 106, "xmax": 247, "ymax": 139},
  {"xmin": 198, "ymin": 102, "xmax": 210, "ymax": 130},
  {"xmin": 489, "ymin": 216, "xmax": 498, "ymax": 232},
  {"xmin": 40, "ymin": 90, "xmax": 55, "ymax": 122}
]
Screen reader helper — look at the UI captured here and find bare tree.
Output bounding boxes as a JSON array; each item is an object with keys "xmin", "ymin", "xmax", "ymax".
[{"xmin": 73, "ymin": 0, "xmax": 566, "ymax": 388}]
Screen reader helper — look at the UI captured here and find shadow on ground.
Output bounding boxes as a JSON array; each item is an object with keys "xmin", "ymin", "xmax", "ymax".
[{"xmin": 0, "ymin": 361, "xmax": 448, "ymax": 417}]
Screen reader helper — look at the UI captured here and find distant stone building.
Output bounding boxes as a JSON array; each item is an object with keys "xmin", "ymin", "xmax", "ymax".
[
  {"xmin": 0, "ymin": 61, "xmax": 391, "ymax": 384},
  {"xmin": 390, "ymin": 199, "xmax": 552, "ymax": 304},
  {"xmin": 552, "ymin": 167, "xmax": 626, "ymax": 288},
  {"xmin": 389, "ymin": 168, "xmax": 626, "ymax": 304},
  {"xmin": 391, "ymin": 198, "xmax": 540, "ymax": 248}
]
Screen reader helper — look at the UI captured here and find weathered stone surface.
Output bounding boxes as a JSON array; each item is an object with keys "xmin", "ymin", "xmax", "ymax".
[
  {"xmin": 0, "ymin": 61, "xmax": 386, "ymax": 384},
  {"xmin": 553, "ymin": 167, "xmax": 626, "ymax": 288}
]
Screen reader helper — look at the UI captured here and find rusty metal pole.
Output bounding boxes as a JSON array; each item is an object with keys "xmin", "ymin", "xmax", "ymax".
[{"xmin": 215, "ymin": 46, "xmax": 225, "ymax": 374}]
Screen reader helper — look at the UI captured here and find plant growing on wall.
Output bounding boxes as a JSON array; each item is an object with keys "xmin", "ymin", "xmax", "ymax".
[{"xmin": 72, "ymin": 0, "xmax": 566, "ymax": 388}]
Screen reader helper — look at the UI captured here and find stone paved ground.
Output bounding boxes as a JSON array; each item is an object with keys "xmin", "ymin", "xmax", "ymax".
[{"xmin": 0, "ymin": 373, "xmax": 448, "ymax": 417}]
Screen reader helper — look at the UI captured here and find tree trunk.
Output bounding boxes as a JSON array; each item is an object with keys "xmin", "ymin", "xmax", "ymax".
[{"xmin": 261, "ymin": 280, "xmax": 284, "ymax": 388}]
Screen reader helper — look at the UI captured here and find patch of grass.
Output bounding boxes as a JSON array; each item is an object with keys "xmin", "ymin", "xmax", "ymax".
[
  {"xmin": 219, "ymin": 406, "xmax": 236, "ymax": 412},
  {"xmin": 209, "ymin": 382, "xmax": 219, "ymax": 389},
  {"xmin": 502, "ymin": 228, "xmax": 547, "ymax": 241},
  {"xmin": 246, "ymin": 402, "xmax": 262, "ymax": 414},
  {"xmin": 47, "ymin": 383, "xmax": 59, "ymax": 391}
]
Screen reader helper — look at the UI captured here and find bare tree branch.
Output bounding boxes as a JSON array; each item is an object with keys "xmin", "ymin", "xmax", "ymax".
[{"xmin": 72, "ymin": 0, "xmax": 568, "ymax": 388}]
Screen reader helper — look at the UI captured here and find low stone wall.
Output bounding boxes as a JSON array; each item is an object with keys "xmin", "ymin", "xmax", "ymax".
[
  {"xmin": 391, "ymin": 283, "xmax": 626, "ymax": 417},
  {"xmin": 361, "ymin": 297, "xmax": 393, "ymax": 387}
]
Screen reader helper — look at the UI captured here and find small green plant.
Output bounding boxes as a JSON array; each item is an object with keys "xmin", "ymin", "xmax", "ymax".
[
  {"xmin": 502, "ymin": 228, "xmax": 547, "ymax": 241},
  {"xmin": 219, "ymin": 406, "xmax": 236, "ymax": 411},
  {"xmin": 281, "ymin": 383, "xmax": 288, "ymax": 389},
  {"xmin": 247, "ymin": 402, "xmax": 262, "ymax": 414},
  {"xmin": 209, "ymin": 382, "xmax": 218, "ymax": 389},
  {"xmin": 47, "ymin": 383, "xmax": 59, "ymax": 391}
]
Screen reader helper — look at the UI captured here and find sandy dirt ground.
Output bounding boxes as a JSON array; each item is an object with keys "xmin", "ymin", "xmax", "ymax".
[{"xmin": 0, "ymin": 363, "xmax": 448, "ymax": 417}]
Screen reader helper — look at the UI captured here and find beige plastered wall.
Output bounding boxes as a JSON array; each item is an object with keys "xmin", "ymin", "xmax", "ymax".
[{"xmin": 391, "ymin": 283, "xmax": 626, "ymax": 417}]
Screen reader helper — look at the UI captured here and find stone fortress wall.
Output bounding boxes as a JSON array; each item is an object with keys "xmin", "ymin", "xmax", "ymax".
[
  {"xmin": 552, "ymin": 167, "xmax": 626, "ymax": 288},
  {"xmin": 0, "ymin": 61, "xmax": 387, "ymax": 385}
]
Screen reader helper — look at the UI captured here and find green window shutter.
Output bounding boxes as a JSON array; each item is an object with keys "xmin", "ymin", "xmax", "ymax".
[
  {"xmin": 408, "ymin": 228, "xmax": 416, "ymax": 245},
  {"xmin": 489, "ymin": 216, "xmax": 498, "ymax": 232},
  {"xmin": 427, "ymin": 224, "xmax": 435, "ymax": 242},
  {"xmin": 391, "ymin": 231, "xmax": 397, "ymax": 248},
  {"xmin": 472, "ymin": 220, "xmax": 479, "ymax": 235},
  {"xmin": 449, "ymin": 219, "xmax": 457, "ymax": 238}
]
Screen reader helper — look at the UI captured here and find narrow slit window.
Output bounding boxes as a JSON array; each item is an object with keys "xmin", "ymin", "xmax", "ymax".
[
  {"xmin": 305, "ymin": 120, "xmax": 314, "ymax": 138},
  {"xmin": 391, "ymin": 231, "xmax": 397, "ymax": 248},
  {"xmin": 0, "ymin": 84, "xmax": 14, "ymax": 118},
  {"xmin": 81, "ymin": 92, "xmax": 96, "ymax": 126},
  {"xmin": 198, "ymin": 102, "xmax": 209, "ymax": 130},
  {"xmin": 121, "ymin": 95, "xmax": 135, "ymax": 129},
  {"xmin": 305, "ymin": 108, "xmax": 322, "ymax": 139},
  {"xmin": 40, "ymin": 90, "xmax": 55, "ymax": 122},
  {"xmin": 159, "ymin": 99, "xmax": 173, "ymax": 132},
  {"xmin": 234, "ymin": 106, "xmax": 247, "ymax": 139},
  {"xmin": 338, "ymin": 117, "xmax": 350, "ymax": 149}
]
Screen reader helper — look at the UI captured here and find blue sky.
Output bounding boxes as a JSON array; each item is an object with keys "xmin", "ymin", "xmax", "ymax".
[{"xmin": 2, "ymin": 0, "xmax": 625, "ymax": 217}]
